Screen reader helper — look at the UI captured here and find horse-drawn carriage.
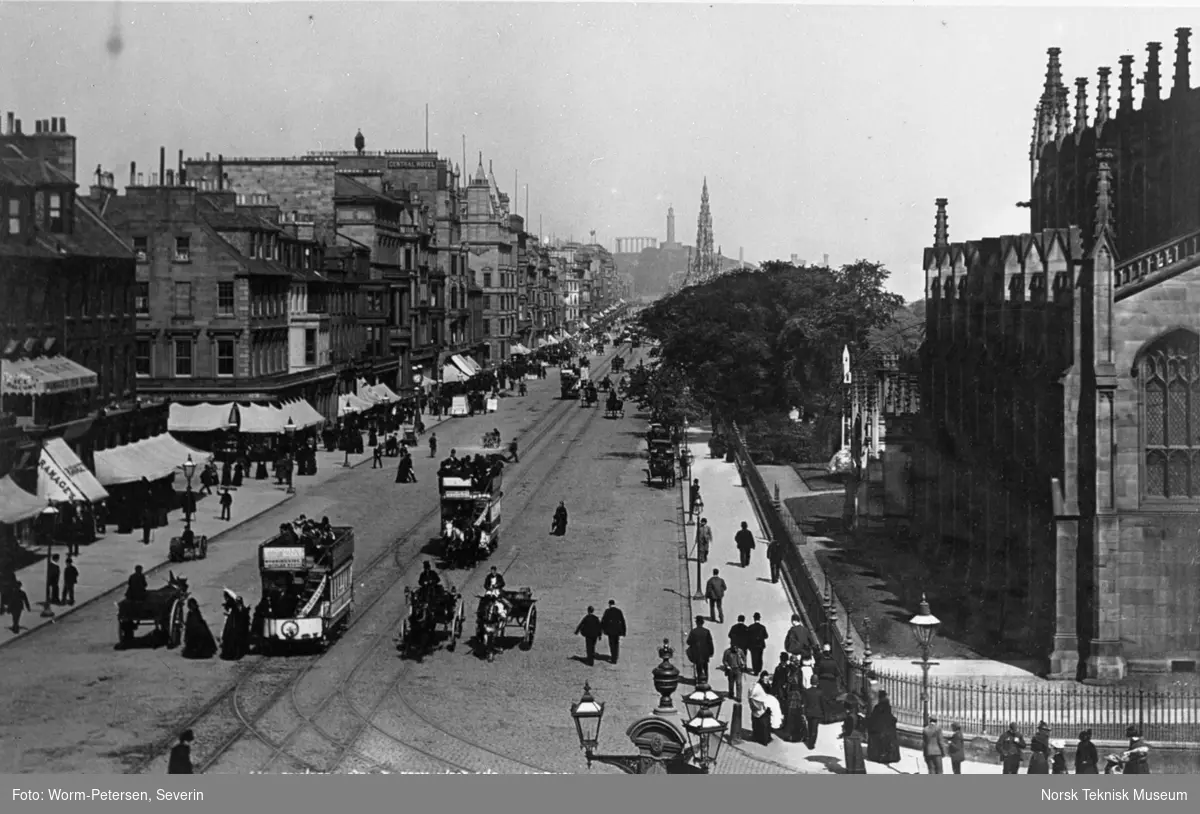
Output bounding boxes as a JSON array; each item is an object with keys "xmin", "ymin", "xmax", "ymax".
[
  {"xmin": 560, "ymin": 368, "xmax": 581, "ymax": 400},
  {"xmin": 482, "ymin": 429, "xmax": 502, "ymax": 449},
  {"xmin": 439, "ymin": 455, "xmax": 503, "ymax": 569},
  {"xmin": 646, "ymin": 440, "xmax": 677, "ymax": 487},
  {"xmin": 168, "ymin": 530, "xmax": 208, "ymax": 563},
  {"xmin": 580, "ymin": 382, "xmax": 599, "ymax": 408},
  {"xmin": 475, "ymin": 588, "xmax": 538, "ymax": 662},
  {"xmin": 598, "ymin": 374, "xmax": 612, "ymax": 391},
  {"xmin": 116, "ymin": 571, "xmax": 189, "ymax": 648},
  {"xmin": 396, "ymin": 583, "xmax": 466, "ymax": 659},
  {"xmin": 612, "ymin": 356, "xmax": 625, "ymax": 374},
  {"xmin": 605, "ymin": 390, "xmax": 625, "ymax": 419}
]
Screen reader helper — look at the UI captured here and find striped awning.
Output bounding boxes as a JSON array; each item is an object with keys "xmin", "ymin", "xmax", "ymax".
[{"xmin": 37, "ymin": 438, "xmax": 109, "ymax": 503}]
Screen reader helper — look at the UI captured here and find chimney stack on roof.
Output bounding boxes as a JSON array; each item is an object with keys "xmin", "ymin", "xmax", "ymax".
[
  {"xmin": 159, "ymin": 146, "xmax": 166, "ymax": 188},
  {"xmin": 1074, "ymin": 78, "xmax": 1089, "ymax": 133},
  {"xmin": 1118, "ymin": 55, "xmax": 1135, "ymax": 114},
  {"xmin": 129, "ymin": 161, "xmax": 136, "ymax": 187},
  {"xmin": 1144, "ymin": 42, "xmax": 1163, "ymax": 105},
  {"xmin": 1096, "ymin": 67, "xmax": 1112, "ymax": 125},
  {"xmin": 934, "ymin": 198, "xmax": 949, "ymax": 248},
  {"xmin": 1174, "ymin": 28, "xmax": 1192, "ymax": 97},
  {"xmin": 4, "ymin": 112, "xmax": 12, "ymax": 135}
]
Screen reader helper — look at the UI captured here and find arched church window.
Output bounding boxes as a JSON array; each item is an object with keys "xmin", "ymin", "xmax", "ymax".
[{"xmin": 1142, "ymin": 330, "xmax": 1200, "ymax": 499}]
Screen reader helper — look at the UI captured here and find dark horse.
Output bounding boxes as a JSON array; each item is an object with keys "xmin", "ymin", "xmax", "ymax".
[{"xmin": 397, "ymin": 585, "xmax": 439, "ymax": 659}]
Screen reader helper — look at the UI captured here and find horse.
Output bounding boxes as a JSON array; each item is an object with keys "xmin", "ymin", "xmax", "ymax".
[{"xmin": 475, "ymin": 592, "xmax": 510, "ymax": 662}]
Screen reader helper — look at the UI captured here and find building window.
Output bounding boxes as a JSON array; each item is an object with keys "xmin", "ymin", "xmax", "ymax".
[
  {"xmin": 216, "ymin": 338, "xmax": 235, "ymax": 377},
  {"xmin": 484, "ymin": 320, "xmax": 491, "ymax": 336},
  {"xmin": 133, "ymin": 236, "xmax": 148, "ymax": 262},
  {"xmin": 483, "ymin": 294, "xmax": 491, "ymax": 310},
  {"xmin": 483, "ymin": 273, "xmax": 492, "ymax": 288},
  {"xmin": 175, "ymin": 236, "xmax": 191, "ymax": 263},
  {"xmin": 1142, "ymin": 330, "xmax": 1200, "ymax": 499},
  {"xmin": 136, "ymin": 282, "xmax": 149, "ymax": 314},
  {"xmin": 217, "ymin": 281, "xmax": 235, "ymax": 315},
  {"xmin": 305, "ymin": 329, "xmax": 316, "ymax": 366},
  {"xmin": 135, "ymin": 339, "xmax": 151, "ymax": 377},
  {"xmin": 7, "ymin": 198, "xmax": 20, "ymax": 234},
  {"xmin": 174, "ymin": 282, "xmax": 191, "ymax": 316},
  {"xmin": 48, "ymin": 193, "xmax": 63, "ymax": 232},
  {"xmin": 174, "ymin": 339, "xmax": 193, "ymax": 377}
]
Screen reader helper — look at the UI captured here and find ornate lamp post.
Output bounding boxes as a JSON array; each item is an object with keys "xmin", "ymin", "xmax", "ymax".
[
  {"xmin": 181, "ymin": 454, "xmax": 196, "ymax": 535},
  {"xmin": 284, "ymin": 417, "xmax": 296, "ymax": 494},
  {"xmin": 39, "ymin": 503, "xmax": 59, "ymax": 618},
  {"xmin": 682, "ymin": 680, "xmax": 727, "ymax": 772},
  {"xmin": 908, "ymin": 593, "xmax": 941, "ymax": 724},
  {"xmin": 569, "ymin": 641, "xmax": 699, "ymax": 774}
]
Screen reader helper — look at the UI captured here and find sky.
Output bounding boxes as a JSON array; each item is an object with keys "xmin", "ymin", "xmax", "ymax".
[{"xmin": 1, "ymin": 2, "xmax": 1194, "ymax": 301}]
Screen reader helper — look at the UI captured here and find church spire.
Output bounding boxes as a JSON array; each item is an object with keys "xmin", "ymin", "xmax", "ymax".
[{"xmin": 690, "ymin": 177, "xmax": 716, "ymax": 285}]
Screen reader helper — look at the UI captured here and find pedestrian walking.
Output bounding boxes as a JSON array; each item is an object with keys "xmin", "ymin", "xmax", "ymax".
[
  {"xmin": 685, "ymin": 616, "xmax": 714, "ymax": 682},
  {"xmin": 766, "ymin": 537, "xmax": 783, "ymax": 583},
  {"xmin": 720, "ymin": 645, "xmax": 745, "ymax": 699},
  {"xmin": 372, "ymin": 445, "xmax": 383, "ymax": 469},
  {"xmin": 219, "ymin": 488, "xmax": 232, "ymax": 521},
  {"xmin": 168, "ymin": 730, "xmax": 195, "ymax": 774},
  {"xmin": 1051, "ymin": 740, "xmax": 1069, "ymax": 775},
  {"xmin": 771, "ymin": 652, "xmax": 791, "ymax": 707},
  {"xmin": 694, "ymin": 518, "xmax": 712, "ymax": 564},
  {"xmin": 947, "ymin": 722, "xmax": 965, "ymax": 773},
  {"xmin": 141, "ymin": 507, "xmax": 154, "ymax": 545},
  {"xmin": 734, "ymin": 521, "xmax": 756, "ymax": 567},
  {"xmin": 1122, "ymin": 726, "xmax": 1151, "ymax": 774},
  {"xmin": 1074, "ymin": 729, "xmax": 1099, "ymax": 774},
  {"xmin": 62, "ymin": 557, "xmax": 78, "ymax": 606},
  {"xmin": 4, "ymin": 580, "xmax": 30, "ymax": 633},
  {"xmin": 599, "ymin": 600, "xmax": 626, "ymax": 665},
  {"xmin": 688, "ymin": 479, "xmax": 701, "ymax": 521},
  {"xmin": 46, "ymin": 553, "xmax": 60, "ymax": 605},
  {"xmin": 1027, "ymin": 721, "xmax": 1051, "ymax": 774},
  {"xmin": 574, "ymin": 606, "xmax": 602, "ymax": 665},
  {"xmin": 747, "ymin": 612, "xmax": 768, "ymax": 674},
  {"xmin": 923, "ymin": 716, "xmax": 947, "ymax": 774},
  {"xmin": 508, "ymin": 439, "xmax": 519, "ymax": 464},
  {"xmin": 728, "ymin": 614, "xmax": 749, "ymax": 665},
  {"xmin": 997, "ymin": 722, "xmax": 1026, "ymax": 774},
  {"xmin": 429, "ymin": 432, "xmax": 438, "ymax": 458},
  {"xmin": 783, "ymin": 614, "xmax": 809, "ymax": 657},
  {"xmin": 841, "ymin": 705, "xmax": 868, "ymax": 774},
  {"xmin": 704, "ymin": 569, "xmax": 726, "ymax": 623},
  {"xmin": 802, "ymin": 675, "xmax": 823, "ymax": 749},
  {"xmin": 866, "ymin": 690, "xmax": 901, "ymax": 765}
]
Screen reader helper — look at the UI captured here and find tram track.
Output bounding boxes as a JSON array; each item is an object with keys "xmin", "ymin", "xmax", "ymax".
[{"xmin": 130, "ymin": 350, "xmax": 624, "ymax": 775}]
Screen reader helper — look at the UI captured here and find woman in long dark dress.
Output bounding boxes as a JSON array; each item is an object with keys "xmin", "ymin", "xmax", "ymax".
[
  {"xmin": 1074, "ymin": 730, "xmax": 1099, "ymax": 774},
  {"xmin": 865, "ymin": 690, "xmax": 901, "ymax": 764},
  {"xmin": 839, "ymin": 702, "xmax": 867, "ymax": 774},
  {"xmin": 182, "ymin": 598, "xmax": 218, "ymax": 659},
  {"xmin": 1027, "ymin": 722, "xmax": 1051, "ymax": 774},
  {"xmin": 815, "ymin": 645, "xmax": 840, "ymax": 723}
]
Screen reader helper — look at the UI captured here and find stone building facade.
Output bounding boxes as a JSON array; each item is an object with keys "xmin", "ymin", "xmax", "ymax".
[
  {"xmin": 914, "ymin": 31, "xmax": 1200, "ymax": 679},
  {"xmin": 464, "ymin": 157, "xmax": 518, "ymax": 362}
]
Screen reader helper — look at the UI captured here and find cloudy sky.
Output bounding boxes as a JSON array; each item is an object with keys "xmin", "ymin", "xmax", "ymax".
[{"xmin": 1, "ymin": 2, "xmax": 1192, "ymax": 300}]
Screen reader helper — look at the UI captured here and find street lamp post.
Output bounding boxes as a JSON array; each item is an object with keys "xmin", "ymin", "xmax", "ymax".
[
  {"xmin": 284, "ymin": 417, "xmax": 296, "ymax": 494},
  {"xmin": 39, "ymin": 504, "xmax": 59, "ymax": 618},
  {"xmin": 908, "ymin": 593, "xmax": 941, "ymax": 725},
  {"xmin": 181, "ymin": 454, "xmax": 196, "ymax": 535},
  {"xmin": 682, "ymin": 682, "xmax": 728, "ymax": 773}
]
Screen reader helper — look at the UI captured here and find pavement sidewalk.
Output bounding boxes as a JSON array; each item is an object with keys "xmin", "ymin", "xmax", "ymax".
[
  {"xmin": 0, "ymin": 413, "xmax": 451, "ymax": 649},
  {"xmin": 683, "ymin": 424, "xmax": 1001, "ymax": 775}
]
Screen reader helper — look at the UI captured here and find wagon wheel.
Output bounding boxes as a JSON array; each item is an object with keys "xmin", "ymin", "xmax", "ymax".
[
  {"xmin": 396, "ymin": 617, "xmax": 410, "ymax": 654},
  {"xmin": 199, "ymin": 535, "xmax": 208, "ymax": 559},
  {"xmin": 167, "ymin": 598, "xmax": 185, "ymax": 649},
  {"xmin": 448, "ymin": 598, "xmax": 464, "ymax": 651},
  {"xmin": 521, "ymin": 605, "xmax": 537, "ymax": 650}
]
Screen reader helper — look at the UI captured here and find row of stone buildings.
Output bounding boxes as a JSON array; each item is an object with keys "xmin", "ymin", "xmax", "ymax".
[
  {"xmin": 849, "ymin": 29, "xmax": 1200, "ymax": 679},
  {"xmin": 0, "ymin": 119, "xmax": 630, "ymax": 482}
]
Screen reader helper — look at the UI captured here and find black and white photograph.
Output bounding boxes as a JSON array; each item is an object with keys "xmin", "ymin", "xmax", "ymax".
[{"xmin": 0, "ymin": 0, "xmax": 1198, "ymax": 779}]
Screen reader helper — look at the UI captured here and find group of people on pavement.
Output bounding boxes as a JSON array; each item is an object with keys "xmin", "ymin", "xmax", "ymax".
[{"xmin": 573, "ymin": 600, "xmax": 627, "ymax": 666}]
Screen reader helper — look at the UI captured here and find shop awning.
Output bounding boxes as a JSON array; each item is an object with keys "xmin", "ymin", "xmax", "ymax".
[
  {"xmin": 280, "ymin": 398, "xmax": 326, "ymax": 429},
  {"xmin": 460, "ymin": 355, "xmax": 482, "ymax": 375},
  {"xmin": 94, "ymin": 433, "xmax": 214, "ymax": 486},
  {"xmin": 441, "ymin": 363, "xmax": 467, "ymax": 384},
  {"xmin": 238, "ymin": 403, "xmax": 287, "ymax": 434},
  {"xmin": 169, "ymin": 402, "xmax": 237, "ymax": 433},
  {"xmin": 337, "ymin": 393, "xmax": 374, "ymax": 417},
  {"xmin": 578, "ymin": 321, "xmax": 590, "ymax": 330},
  {"xmin": 37, "ymin": 437, "xmax": 109, "ymax": 503},
  {"xmin": 370, "ymin": 383, "xmax": 401, "ymax": 403},
  {"xmin": 510, "ymin": 343, "xmax": 531, "ymax": 355},
  {"xmin": 1, "ymin": 356, "xmax": 97, "ymax": 396},
  {"xmin": 0, "ymin": 475, "xmax": 46, "ymax": 524},
  {"xmin": 449, "ymin": 354, "xmax": 476, "ymax": 378}
]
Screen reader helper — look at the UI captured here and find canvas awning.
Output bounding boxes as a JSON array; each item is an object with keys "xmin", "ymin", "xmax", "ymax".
[
  {"xmin": 279, "ymin": 398, "xmax": 326, "ymax": 429},
  {"xmin": 237, "ymin": 403, "xmax": 287, "ymax": 434},
  {"xmin": 169, "ymin": 402, "xmax": 237, "ymax": 433},
  {"xmin": 441, "ymin": 363, "xmax": 467, "ymax": 384},
  {"xmin": 355, "ymin": 380, "xmax": 383, "ymax": 404},
  {"xmin": 37, "ymin": 437, "xmax": 108, "ymax": 503},
  {"xmin": 460, "ymin": 355, "xmax": 482, "ymax": 375},
  {"xmin": 449, "ymin": 354, "xmax": 477, "ymax": 378},
  {"xmin": 1, "ymin": 356, "xmax": 97, "ymax": 396},
  {"xmin": 0, "ymin": 475, "xmax": 46, "ymax": 524},
  {"xmin": 371, "ymin": 383, "xmax": 401, "ymax": 403},
  {"xmin": 94, "ymin": 433, "xmax": 214, "ymax": 486},
  {"xmin": 510, "ymin": 343, "xmax": 531, "ymax": 355},
  {"xmin": 578, "ymin": 321, "xmax": 590, "ymax": 330},
  {"xmin": 337, "ymin": 393, "xmax": 374, "ymax": 417}
]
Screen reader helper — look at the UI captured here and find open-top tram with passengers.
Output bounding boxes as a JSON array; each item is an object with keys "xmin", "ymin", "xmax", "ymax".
[
  {"xmin": 560, "ymin": 367, "xmax": 581, "ymax": 399},
  {"xmin": 255, "ymin": 520, "xmax": 355, "ymax": 651},
  {"xmin": 116, "ymin": 571, "xmax": 189, "ymax": 649},
  {"xmin": 438, "ymin": 450, "xmax": 504, "ymax": 568}
]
